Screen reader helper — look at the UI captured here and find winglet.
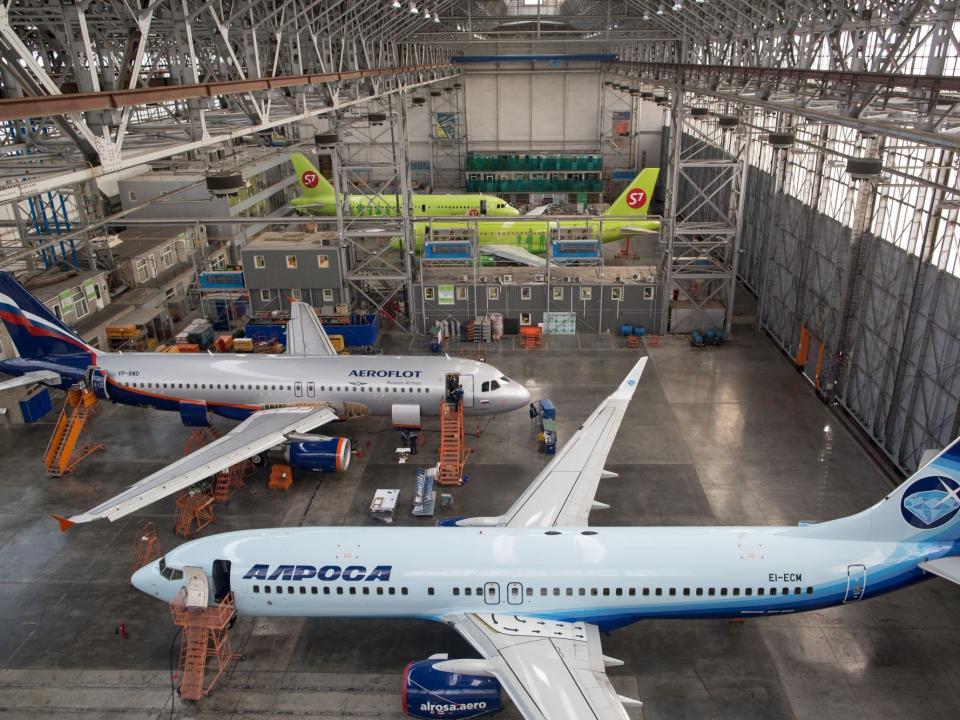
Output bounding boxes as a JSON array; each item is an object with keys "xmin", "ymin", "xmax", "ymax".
[
  {"xmin": 51, "ymin": 514, "xmax": 76, "ymax": 533},
  {"xmin": 610, "ymin": 357, "xmax": 648, "ymax": 401}
]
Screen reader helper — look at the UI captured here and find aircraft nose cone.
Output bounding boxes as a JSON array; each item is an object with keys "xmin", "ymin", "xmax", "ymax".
[
  {"xmin": 131, "ymin": 563, "xmax": 156, "ymax": 596},
  {"xmin": 517, "ymin": 383, "xmax": 532, "ymax": 407}
]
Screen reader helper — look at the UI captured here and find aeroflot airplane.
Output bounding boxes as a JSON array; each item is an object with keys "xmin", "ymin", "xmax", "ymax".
[
  {"xmin": 0, "ymin": 273, "xmax": 529, "ymax": 528},
  {"xmin": 131, "ymin": 357, "xmax": 960, "ymax": 719}
]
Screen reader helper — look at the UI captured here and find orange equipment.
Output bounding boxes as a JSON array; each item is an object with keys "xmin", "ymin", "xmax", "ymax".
[
  {"xmin": 211, "ymin": 459, "xmax": 253, "ymax": 503},
  {"xmin": 169, "ymin": 588, "xmax": 240, "ymax": 701},
  {"xmin": 268, "ymin": 464, "xmax": 294, "ymax": 490},
  {"xmin": 174, "ymin": 490, "xmax": 215, "ymax": 538},
  {"xmin": 131, "ymin": 521, "xmax": 161, "ymax": 573},
  {"xmin": 519, "ymin": 326, "xmax": 543, "ymax": 349},
  {"xmin": 438, "ymin": 400, "xmax": 471, "ymax": 485},
  {"xmin": 44, "ymin": 387, "xmax": 105, "ymax": 477},
  {"xmin": 626, "ymin": 335, "xmax": 641, "ymax": 349},
  {"xmin": 183, "ymin": 426, "xmax": 220, "ymax": 455}
]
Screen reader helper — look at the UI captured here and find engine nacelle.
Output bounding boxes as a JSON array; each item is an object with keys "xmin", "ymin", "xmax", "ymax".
[
  {"xmin": 280, "ymin": 436, "xmax": 351, "ymax": 473},
  {"xmin": 402, "ymin": 657, "xmax": 502, "ymax": 719}
]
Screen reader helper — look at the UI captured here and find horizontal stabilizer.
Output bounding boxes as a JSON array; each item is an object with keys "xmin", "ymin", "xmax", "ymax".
[
  {"xmin": 919, "ymin": 557, "xmax": 960, "ymax": 585},
  {"xmin": 0, "ymin": 370, "xmax": 61, "ymax": 391}
]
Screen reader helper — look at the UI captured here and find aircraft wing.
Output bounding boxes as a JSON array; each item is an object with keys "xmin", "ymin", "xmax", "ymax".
[
  {"xmin": 57, "ymin": 406, "xmax": 338, "ymax": 528},
  {"xmin": 0, "ymin": 369, "xmax": 61, "ymax": 391},
  {"xmin": 444, "ymin": 613, "xmax": 640, "ymax": 720},
  {"xmin": 286, "ymin": 301, "xmax": 338, "ymax": 356},
  {"xmin": 524, "ymin": 205, "xmax": 551, "ymax": 216},
  {"xmin": 498, "ymin": 357, "xmax": 647, "ymax": 528},
  {"xmin": 919, "ymin": 557, "xmax": 960, "ymax": 585}
]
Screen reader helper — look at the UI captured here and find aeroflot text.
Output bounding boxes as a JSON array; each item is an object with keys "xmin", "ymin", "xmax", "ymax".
[
  {"xmin": 242, "ymin": 564, "xmax": 393, "ymax": 581},
  {"xmin": 349, "ymin": 370, "xmax": 422, "ymax": 378}
]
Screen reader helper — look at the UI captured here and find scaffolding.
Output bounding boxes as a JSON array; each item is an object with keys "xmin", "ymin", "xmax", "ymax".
[
  {"xmin": 169, "ymin": 587, "xmax": 240, "ymax": 702},
  {"xmin": 318, "ymin": 95, "xmax": 418, "ymax": 332},
  {"xmin": 658, "ymin": 95, "xmax": 748, "ymax": 334},
  {"xmin": 131, "ymin": 521, "xmax": 161, "ymax": 573},
  {"xmin": 43, "ymin": 387, "xmax": 105, "ymax": 477},
  {"xmin": 174, "ymin": 490, "xmax": 215, "ymax": 538},
  {"xmin": 428, "ymin": 82, "xmax": 466, "ymax": 189}
]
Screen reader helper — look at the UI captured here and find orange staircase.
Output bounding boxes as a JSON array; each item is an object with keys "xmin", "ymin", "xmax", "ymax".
[
  {"xmin": 438, "ymin": 401, "xmax": 470, "ymax": 485},
  {"xmin": 169, "ymin": 588, "xmax": 240, "ymax": 701},
  {"xmin": 174, "ymin": 490, "xmax": 215, "ymax": 538},
  {"xmin": 44, "ymin": 388, "xmax": 105, "ymax": 477},
  {"xmin": 211, "ymin": 460, "xmax": 252, "ymax": 503},
  {"xmin": 131, "ymin": 521, "xmax": 161, "ymax": 573},
  {"xmin": 184, "ymin": 426, "xmax": 221, "ymax": 455}
]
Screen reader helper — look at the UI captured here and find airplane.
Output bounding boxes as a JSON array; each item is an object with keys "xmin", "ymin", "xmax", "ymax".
[
  {"xmin": 0, "ymin": 272, "xmax": 530, "ymax": 527},
  {"xmin": 289, "ymin": 153, "xmax": 521, "ymax": 218},
  {"xmin": 130, "ymin": 355, "xmax": 960, "ymax": 719}
]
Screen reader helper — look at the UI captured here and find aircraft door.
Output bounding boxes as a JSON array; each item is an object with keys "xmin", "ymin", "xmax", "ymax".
[
  {"xmin": 483, "ymin": 581, "xmax": 500, "ymax": 605},
  {"xmin": 294, "ymin": 381, "xmax": 303, "ymax": 397},
  {"xmin": 843, "ymin": 564, "xmax": 866, "ymax": 603},
  {"xmin": 307, "ymin": 381, "xmax": 315, "ymax": 398},
  {"xmin": 460, "ymin": 375, "xmax": 474, "ymax": 408},
  {"xmin": 480, "ymin": 199, "xmax": 487, "ymax": 216},
  {"xmin": 212, "ymin": 559, "xmax": 232, "ymax": 602},
  {"xmin": 507, "ymin": 582, "xmax": 523, "ymax": 605}
]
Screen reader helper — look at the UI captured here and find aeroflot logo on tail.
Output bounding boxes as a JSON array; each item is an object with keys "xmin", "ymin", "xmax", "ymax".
[
  {"xmin": 242, "ymin": 564, "xmax": 392, "ymax": 581},
  {"xmin": 349, "ymin": 369, "xmax": 422, "ymax": 378}
]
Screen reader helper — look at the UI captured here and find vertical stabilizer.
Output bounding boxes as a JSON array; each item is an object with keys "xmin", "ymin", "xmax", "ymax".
[
  {"xmin": 0, "ymin": 272, "xmax": 96, "ymax": 367},
  {"xmin": 285, "ymin": 301, "xmax": 337, "ymax": 356},
  {"xmin": 604, "ymin": 169, "xmax": 660, "ymax": 216},
  {"xmin": 290, "ymin": 153, "xmax": 335, "ymax": 200}
]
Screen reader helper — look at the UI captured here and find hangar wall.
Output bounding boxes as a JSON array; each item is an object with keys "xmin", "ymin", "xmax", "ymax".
[{"xmin": 720, "ymin": 116, "xmax": 960, "ymax": 475}]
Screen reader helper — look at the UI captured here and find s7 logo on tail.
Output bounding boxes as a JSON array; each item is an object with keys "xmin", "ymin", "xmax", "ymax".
[
  {"xmin": 626, "ymin": 188, "xmax": 648, "ymax": 209},
  {"xmin": 301, "ymin": 171, "xmax": 320, "ymax": 188}
]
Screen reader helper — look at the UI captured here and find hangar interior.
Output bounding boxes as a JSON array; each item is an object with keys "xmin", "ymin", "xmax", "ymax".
[{"xmin": 0, "ymin": 1, "xmax": 959, "ymax": 719}]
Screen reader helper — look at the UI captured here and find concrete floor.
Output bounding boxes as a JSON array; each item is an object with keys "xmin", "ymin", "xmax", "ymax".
[{"xmin": 1, "ymin": 306, "xmax": 959, "ymax": 719}]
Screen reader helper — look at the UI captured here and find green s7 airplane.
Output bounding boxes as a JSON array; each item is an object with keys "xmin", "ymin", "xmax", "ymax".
[
  {"xmin": 290, "ymin": 153, "xmax": 520, "ymax": 217},
  {"xmin": 289, "ymin": 153, "xmax": 660, "ymax": 255}
]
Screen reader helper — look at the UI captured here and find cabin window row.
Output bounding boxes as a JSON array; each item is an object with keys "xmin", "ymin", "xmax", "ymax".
[
  {"xmin": 122, "ymin": 381, "xmax": 429, "ymax": 394},
  {"xmin": 252, "ymin": 584, "xmax": 409, "ymax": 596},
  {"xmin": 448, "ymin": 586, "xmax": 816, "ymax": 598}
]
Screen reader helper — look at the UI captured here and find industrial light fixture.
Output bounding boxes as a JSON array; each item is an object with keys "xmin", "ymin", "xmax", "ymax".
[
  {"xmin": 642, "ymin": 11, "xmax": 650, "ymax": 19},
  {"xmin": 409, "ymin": 1, "xmax": 418, "ymax": 14},
  {"xmin": 391, "ymin": 0, "xmax": 401, "ymax": 7},
  {"xmin": 434, "ymin": 7, "xmax": 440, "ymax": 21},
  {"xmin": 672, "ymin": 0, "xmax": 683, "ymax": 10},
  {"xmin": 656, "ymin": 4, "xmax": 665, "ymax": 15},
  {"xmin": 423, "ymin": 6, "xmax": 430, "ymax": 19}
]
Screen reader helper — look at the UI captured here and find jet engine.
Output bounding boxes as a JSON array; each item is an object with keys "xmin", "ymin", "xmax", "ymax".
[
  {"xmin": 401, "ymin": 656, "xmax": 502, "ymax": 719},
  {"xmin": 269, "ymin": 435, "xmax": 351, "ymax": 473}
]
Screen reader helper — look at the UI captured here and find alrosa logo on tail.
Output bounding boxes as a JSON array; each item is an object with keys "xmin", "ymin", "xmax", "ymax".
[
  {"xmin": 626, "ymin": 188, "xmax": 648, "ymax": 209},
  {"xmin": 900, "ymin": 476, "xmax": 960, "ymax": 529},
  {"xmin": 301, "ymin": 171, "xmax": 320, "ymax": 189}
]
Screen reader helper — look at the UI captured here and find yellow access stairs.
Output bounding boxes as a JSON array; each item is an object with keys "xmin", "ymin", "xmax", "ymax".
[{"xmin": 43, "ymin": 388, "xmax": 104, "ymax": 477}]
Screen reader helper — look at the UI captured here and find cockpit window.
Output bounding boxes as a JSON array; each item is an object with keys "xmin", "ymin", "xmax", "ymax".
[
  {"xmin": 481, "ymin": 381, "xmax": 489, "ymax": 392},
  {"xmin": 159, "ymin": 557, "xmax": 166, "ymax": 572},
  {"xmin": 490, "ymin": 380, "xmax": 500, "ymax": 391}
]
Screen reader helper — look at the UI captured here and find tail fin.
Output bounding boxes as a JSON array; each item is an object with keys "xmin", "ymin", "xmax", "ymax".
[
  {"xmin": 604, "ymin": 168, "xmax": 660, "ymax": 216},
  {"xmin": 290, "ymin": 153, "xmax": 334, "ymax": 199},
  {"xmin": 791, "ymin": 437, "xmax": 960, "ymax": 543},
  {"xmin": 0, "ymin": 271, "xmax": 96, "ymax": 365}
]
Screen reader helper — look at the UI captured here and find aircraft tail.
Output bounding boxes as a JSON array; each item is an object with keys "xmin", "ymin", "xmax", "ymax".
[
  {"xmin": 290, "ymin": 153, "xmax": 335, "ymax": 200},
  {"xmin": 0, "ymin": 271, "xmax": 96, "ymax": 367},
  {"xmin": 604, "ymin": 168, "xmax": 660, "ymax": 217},
  {"xmin": 789, "ymin": 437, "xmax": 960, "ymax": 544}
]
